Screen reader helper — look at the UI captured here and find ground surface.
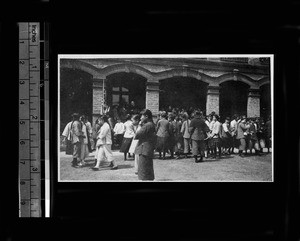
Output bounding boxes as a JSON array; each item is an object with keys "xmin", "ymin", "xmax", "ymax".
[{"xmin": 59, "ymin": 148, "xmax": 272, "ymax": 182}]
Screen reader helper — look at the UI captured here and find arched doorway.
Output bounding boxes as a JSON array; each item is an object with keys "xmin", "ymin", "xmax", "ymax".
[
  {"xmin": 260, "ymin": 83, "xmax": 271, "ymax": 121},
  {"xmin": 106, "ymin": 72, "xmax": 146, "ymax": 115},
  {"xmin": 159, "ymin": 77, "xmax": 208, "ymax": 113},
  {"xmin": 60, "ymin": 68, "xmax": 93, "ymax": 133},
  {"xmin": 219, "ymin": 81, "xmax": 249, "ymax": 121}
]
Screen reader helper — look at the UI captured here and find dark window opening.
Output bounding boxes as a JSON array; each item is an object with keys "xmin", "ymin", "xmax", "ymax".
[
  {"xmin": 159, "ymin": 77, "xmax": 208, "ymax": 113},
  {"xmin": 60, "ymin": 68, "xmax": 93, "ymax": 133},
  {"xmin": 220, "ymin": 81, "xmax": 249, "ymax": 120}
]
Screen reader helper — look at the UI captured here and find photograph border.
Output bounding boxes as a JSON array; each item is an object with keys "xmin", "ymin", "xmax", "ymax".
[{"xmin": 57, "ymin": 54, "xmax": 274, "ymax": 183}]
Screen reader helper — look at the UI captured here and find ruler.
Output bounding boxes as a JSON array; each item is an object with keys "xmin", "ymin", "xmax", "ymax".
[{"xmin": 19, "ymin": 22, "xmax": 49, "ymax": 217}]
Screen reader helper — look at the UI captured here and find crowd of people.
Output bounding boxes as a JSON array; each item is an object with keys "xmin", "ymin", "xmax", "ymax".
[{"xmin": 61, "ymin": 105, "xmax": 272, "ymax": 181}]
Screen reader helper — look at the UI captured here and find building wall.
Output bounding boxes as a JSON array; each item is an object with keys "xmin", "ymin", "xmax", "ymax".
[{"xmin": 60, "ymin": 58, "xmax": 271, "ymax": 120}]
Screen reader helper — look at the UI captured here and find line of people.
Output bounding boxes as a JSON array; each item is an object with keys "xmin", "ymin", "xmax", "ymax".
[
  {"xmin": 61, "ymin": 109, "xmax": 271, "ymax": 180},
  {"xmin": 154, "ymin": 110, "xmax": 272, "ymax": 162}
]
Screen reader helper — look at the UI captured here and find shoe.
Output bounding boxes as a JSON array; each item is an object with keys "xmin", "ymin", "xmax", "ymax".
[
  {"xmin": 92, "ymin": 167, "xmax": 100, "ymax": 171},
  {"xmin": 196, "ymin": 156, "xmax": 203, "ymax": 163},
  {"xmin": 111, "ymin": 165, "xmax": 118, "ymax": 170}
]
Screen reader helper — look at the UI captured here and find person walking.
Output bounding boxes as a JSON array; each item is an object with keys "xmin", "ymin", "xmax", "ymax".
[
  {"xmin": 134, "ymin": 109, "xmax": 156, "ymax": 181},
  {"xmin": 120, "ymin": 114, "xmax": 135, "ymax": 161},
  {"xmin": 189, "ymin": 111, "xmax": 210, "ymax": 163},
  {"xmin": 93, "ymin": 115, "xmax": 118, "ymax": 170}
]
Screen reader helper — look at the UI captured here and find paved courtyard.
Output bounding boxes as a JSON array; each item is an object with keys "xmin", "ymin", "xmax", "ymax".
[{"xmin": 59, "ymin": 149, "xmax": 272, "ymax": 182}]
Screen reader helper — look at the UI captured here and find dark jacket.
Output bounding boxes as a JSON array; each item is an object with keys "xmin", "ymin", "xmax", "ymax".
[
  {"xmin": 156, "ymin": 118, "xmax": 170, "ymax": 137},
  {"xmin": 248, "ymin": 123, "xmax": 258, "ymax": 141},
  {"xmin": 188, "ymin": 116, "xmax": 209, "ymax": 141},
  {"xmin": 236, "ymin": 122, "xmax": 250, "ymax": 139},
  {"xmin": 135, "ymin": 120, "xmax": 156, "ymax": 157}
]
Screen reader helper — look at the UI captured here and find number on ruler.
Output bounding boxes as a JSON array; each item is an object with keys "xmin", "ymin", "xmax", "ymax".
[
  {"xmin": 20, "ymin": 101, "xmax": 25, "ymax": 105},
  {"xmin": 31, "ymin": 115, "xmax": 38, "ymax": 120},
  {"xmin": 20, "ymin": 161, "xmax": 25, "ymax": 164},
  {"xmin": 20, "ymin": 80, "xmax": 25, "ymax": 85},
  {"xmin": 20, "ymin": 121, "xmax": 25, "ymax": 125},
  {"xmin": 32, "ymin": 167, "xmax": 38, "ymax": 172},
  {"xmin": 21, "ymin": 201, "xmax": 26, "ymax": 205},
  {"xmin": 19, "ymin": 60, "xmax": 25, "ymax": 64},
  {"xmin": 20, "ymin": 140, "xmax": 25, "ymax": 145},
  {"xmin": 20, "ymin": 181, "xmax": 25, "ymax": 185}
]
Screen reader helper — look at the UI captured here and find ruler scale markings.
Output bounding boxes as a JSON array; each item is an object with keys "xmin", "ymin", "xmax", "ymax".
[{"xmin": 19, "ymin": 22, "xmax": 43, "ymax": 217}]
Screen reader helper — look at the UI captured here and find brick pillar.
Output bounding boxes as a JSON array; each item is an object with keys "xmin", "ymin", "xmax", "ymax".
[
  {"xmin": 247, "ymin": 88, "xmax": 260, "ymax": 118},
  {"xmin": 92, "ymin": 78, "xmax": 105, "ymax": 124},
  {"xmin": 146, "ymin": 81, "xmax": 160, "ymax": 119},
  {"xmin": 206, "ymin": 85, "xmax": 220, "ymax": 115}
]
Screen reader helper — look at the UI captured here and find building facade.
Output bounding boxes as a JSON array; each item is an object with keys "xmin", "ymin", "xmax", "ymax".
[{"xmin": 60, "ymin": 57, "xmax": 271, "ymax": 125}]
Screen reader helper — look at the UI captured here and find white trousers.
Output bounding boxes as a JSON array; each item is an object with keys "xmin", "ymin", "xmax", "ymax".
[{"xmin": 96, "ymin": 144, "xmax": 114, "ymax": 162}]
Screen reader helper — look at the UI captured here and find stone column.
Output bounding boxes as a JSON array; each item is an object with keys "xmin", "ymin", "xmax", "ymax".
[
  {"xmin": 206, "ymin": 85, "xmax": 220, "ymax": 115},
  {"xmin": 247, "ymin": 88, "xmax": 260, "ymax": 117},
  {"xmin": 146, "ymin": 81, "xmax": 160, "ymax": 119},
  {"xmin": 92, "ymin": 78, "xmax": 105, "ymax": 124}
]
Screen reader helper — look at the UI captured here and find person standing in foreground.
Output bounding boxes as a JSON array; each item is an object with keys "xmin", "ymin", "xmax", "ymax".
[
  {"xmin": 134, "ymin": 109, "xmax": 156, "ymax": 181},
  {"xmin": 93, "ymin": 115, "xmax": 118, "ymax": 170},
  {"xmin": 189, "ymin": 111, "xmax": 210, "ymax": 163}
]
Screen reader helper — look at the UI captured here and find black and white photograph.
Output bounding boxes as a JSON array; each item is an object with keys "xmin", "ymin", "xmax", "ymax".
[{"xmin": 58, "ymin": 55, "xmax": 273, "ymax": 182}]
